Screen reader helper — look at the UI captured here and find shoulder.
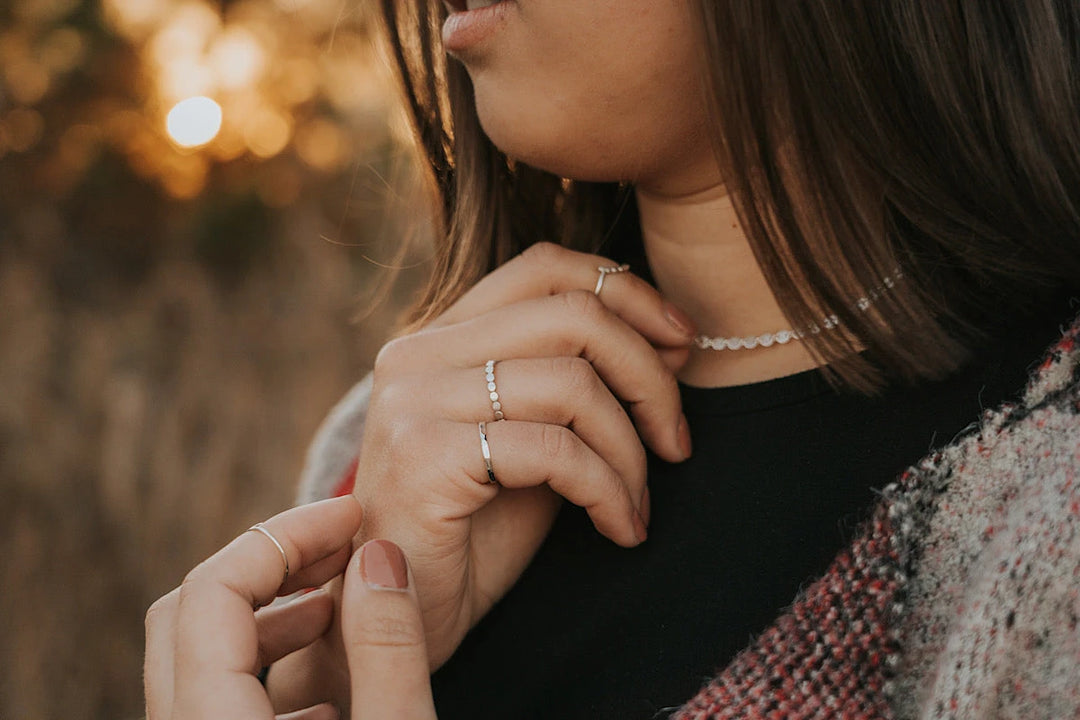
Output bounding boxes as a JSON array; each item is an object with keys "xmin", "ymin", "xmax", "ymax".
[{"xmin": 888, "ymin": 311, "xmax": 1080, "ymax": 718}]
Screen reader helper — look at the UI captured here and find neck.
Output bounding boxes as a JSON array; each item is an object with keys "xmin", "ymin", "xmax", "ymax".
[{"xmin": 634, "ymin": 182, "xmax": 823, "ymax": 387}]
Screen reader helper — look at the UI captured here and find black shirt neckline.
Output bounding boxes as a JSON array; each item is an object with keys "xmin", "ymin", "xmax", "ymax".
[{"xmin": 679, "ymin": 368, "xmax": 837, "ymax": 417}]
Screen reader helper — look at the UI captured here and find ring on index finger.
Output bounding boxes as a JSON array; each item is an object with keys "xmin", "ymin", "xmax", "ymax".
[
  {"xmin": 246, "ymin": 523, "xmax": 290, "ymax": 588},
  {"xmin": 593, "ymin": 263, "xmax": 630, "ymax": 296}
]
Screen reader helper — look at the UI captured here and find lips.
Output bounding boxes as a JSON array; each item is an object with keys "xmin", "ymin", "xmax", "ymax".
[
  {"xmin": 441, "ymin": 0, "xmax": 513, "ymax": 53},
  {"xmin": 444, "ymin": 0, "xmax": 507, "ymax": 12}
]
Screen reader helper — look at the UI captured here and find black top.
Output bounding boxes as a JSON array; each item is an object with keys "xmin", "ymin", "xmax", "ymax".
[{"xmin": 429, "ymin": 289, "xmax": 1078, "ymax": 720}]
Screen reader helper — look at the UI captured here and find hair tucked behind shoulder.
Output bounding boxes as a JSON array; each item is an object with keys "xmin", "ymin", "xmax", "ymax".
[{"xmin": 378, "ymin": 0, "xmax": 1080, "ymax": 394}]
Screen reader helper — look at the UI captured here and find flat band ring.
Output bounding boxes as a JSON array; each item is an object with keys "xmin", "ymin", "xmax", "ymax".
[
  {"xmin": 247, "ymin": 523, "xmax": 290, "ymax": 587},
  {"xmin": 594, "ymin": 263, "xmax": 630, "ymax": 296},
  {"xmin": 478, "ymin": 421, "xmax": 499, "ymax": 485}
]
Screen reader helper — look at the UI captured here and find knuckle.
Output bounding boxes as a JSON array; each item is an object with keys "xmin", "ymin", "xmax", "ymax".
[
  {"xmin": 370, "ymin": 377, "xmax": 410, "ymax": 418},
  {"xmin": 655, "ymin": 360, "xmax": 680, "ymax": 395},
  {"xmin": 365, "ymin": 415, "xmax": 435, "ymax": 500},
  {"xmin": 144, "ymin": 592, "xmax": 177, "ymax": 633},
  {"xmin": 180, "ymin": 562, "xmax": 210, "ymax": 591},
  {"xmin": 373, "ymin": 336, "xmax": 409, "ymax": 378},
  {"xmin": 560, "ymin": 288, "xmax": 604, "ymax": 320},
  {"xmin": 347, "ymin": 612, "xmax": 426, "ymax": 650},
  {"xmin": 382, "ymin": 414, "xmax": 426, "ymax": 458},
  {"xmin": 557, "ymin": 356, "xmax": 601, "ymax": 398},
  {"xmin": 538, "ymin": 423, "xmax": 574, "ymax": 461},
  {"xmin": 521, "ymin": 240, "xmax": 562, "ymax": 267}
]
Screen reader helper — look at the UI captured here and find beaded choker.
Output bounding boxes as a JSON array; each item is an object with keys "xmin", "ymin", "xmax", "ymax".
[{"xmin": 694, "ymin": 268, "xmax": 904, "ymax": 351}]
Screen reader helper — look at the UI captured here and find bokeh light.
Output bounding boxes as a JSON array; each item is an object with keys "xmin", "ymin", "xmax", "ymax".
[
  {"xmin": 0, "ymin": 2, "xmax": 434, "ymax": 717},
  {"xmin": 2, "ymin": 0, "xmax": 400, "ymax": 197},
  {"xmin": 166, "ymin": 96, "xmax": 223, "ymax": 147}
]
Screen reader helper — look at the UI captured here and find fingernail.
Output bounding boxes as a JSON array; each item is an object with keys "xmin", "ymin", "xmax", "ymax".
[
  {"xmin": 677, "ymin": 413, "xmax": 692, "ymax": 460},
  {"xmin": 359, "ymin": 540, "xmax": 408, "ymax": 590},
  {"xmin": 640, "ymin": 487, "xmax": 651, "ymax": 527},
  {"xmin": 662, "ymin": 301, "xmax": 696, "ymax": 338},
  {"xmin": 632, "ymin": 510, "xmax": 648, "ymax": 544}
]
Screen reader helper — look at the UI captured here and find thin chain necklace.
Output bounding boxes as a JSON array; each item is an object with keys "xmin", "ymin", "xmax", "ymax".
[{"xmin": 694, "ymin": 268, "xmax": 904, "ymax": 351}]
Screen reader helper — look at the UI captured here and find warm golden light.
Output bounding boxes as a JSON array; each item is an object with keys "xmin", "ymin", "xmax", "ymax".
[
  {"xmin": 165, "ymin": 96, "xmax": 222, "ymax": 147},
  {"xmin": 209, "ymin": 27, "xmax": 266, "ymax": 90}
]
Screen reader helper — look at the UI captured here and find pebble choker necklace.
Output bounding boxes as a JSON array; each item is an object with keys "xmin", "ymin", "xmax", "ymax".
[{"xmin": 693, "ymin": 267, "xmax": 904, "ymax": 351}]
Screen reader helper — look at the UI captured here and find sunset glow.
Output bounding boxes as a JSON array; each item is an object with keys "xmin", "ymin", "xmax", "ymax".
[{"xmin": 166, "ymin": 96, "xmax": 222, "ymax": 147}]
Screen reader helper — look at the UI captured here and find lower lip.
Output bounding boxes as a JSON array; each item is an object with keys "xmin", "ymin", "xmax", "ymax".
[{"xmin": 442, "ymin": 1, "xmax": 514, "ymax": 54}]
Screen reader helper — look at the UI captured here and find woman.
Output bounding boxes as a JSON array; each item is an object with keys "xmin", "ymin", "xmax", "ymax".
[{"xmin": 151, "ymin": 0, "xmax": 1080, "ymax": 717}]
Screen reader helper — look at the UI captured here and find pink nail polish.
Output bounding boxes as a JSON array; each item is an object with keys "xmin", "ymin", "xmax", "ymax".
[
  {"xmin": 359, "ymin": 540, "xmax": 408, "ymax": 590},
  {"xmin": 662, "ymin": 301, "xmax": 696, "ymax": 338}
]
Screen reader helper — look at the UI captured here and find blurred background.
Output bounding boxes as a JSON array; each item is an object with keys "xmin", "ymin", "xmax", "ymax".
[{"xmin": 0, "ymin": 0, "xmax": 430, "ymax": 717}]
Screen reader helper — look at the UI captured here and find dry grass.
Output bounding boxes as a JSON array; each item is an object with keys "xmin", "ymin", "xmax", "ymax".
[{"xmin": 0, "ymin": 192, "xmax": 425, "ymax": 718}]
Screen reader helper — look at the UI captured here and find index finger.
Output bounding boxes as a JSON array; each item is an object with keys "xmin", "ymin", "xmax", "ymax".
[
  {"xmin": 171, "ymin": 496, "xmax": 362, "ymax": 719},
  {"xmin": 427, "ymin": 242, "xmax": 697, "ymax": 347}
]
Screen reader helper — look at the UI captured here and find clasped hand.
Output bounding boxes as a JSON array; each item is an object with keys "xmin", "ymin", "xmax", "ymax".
[{"xmin": 145, "ymin": 243, "xmax": 697, "ymax": 716}]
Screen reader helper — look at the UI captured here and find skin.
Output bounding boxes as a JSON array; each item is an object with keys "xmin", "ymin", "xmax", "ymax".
[
  {"xmin": 144, "ymin": 497, "xmax": 438, "ymax": 719},
  {"xmin": 454, "ymin": 0, "xmax": 822, "ymax": 387},
  {"xmin": 154, "ymin": 2, "xmax": 835, "ymax": 715}
]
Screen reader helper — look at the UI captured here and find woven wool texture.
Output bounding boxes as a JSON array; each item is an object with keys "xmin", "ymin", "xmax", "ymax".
[{"xmin": 297, "ymin": 313, "xmax": 1080, "ymax": 719}]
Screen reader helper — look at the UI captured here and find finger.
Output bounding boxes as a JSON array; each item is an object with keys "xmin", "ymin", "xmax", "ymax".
[
  {"xmin": 277, "ymin": 704, "xmax": 340, "ymax": 720},
  {"xmin": 343, "ymin": 540, "xmax": 437, "ymax": 720},
  {"xmin": 187, "ymin": 495, "xmax": 362, "ymax": 613},
  {"xmin": 254, "ymin": 589, "xmax": 334, "ymax": 668},
  {"xmin": 482, "ymin": 420, "xmax": 647, "ymax": 546},
  {"xmin": 403, "ymin": 419, "xmax": 645, "ymax": 548},
  {"xmin": 432, "ymin": 290, "xmax": 688, "ymax": 463},
  {"xmin": 437, "ymin": 357, "xmax": 649, "ymax": 512},
  {"xmin": 171, "ymin": 496, "xmax": 362, "ymax": 719},
  {"xmin": 279, "ymin": 545, "xmax": 352, "ymax": 596},
  {"xmin": 144, "ymin": 588, "xmax": 180, "ymax": 720},
  {"xmin": 428, "ymin": 241, "xmax": 697, "ymax": 349}
]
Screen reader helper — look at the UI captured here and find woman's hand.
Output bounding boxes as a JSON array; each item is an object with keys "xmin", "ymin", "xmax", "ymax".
[
  {"xmin": 354, "ymin": 242, "xmax": 696, "ymax": 657},
  {"xmin": 144, "ymin": 496, "xmax": 436, "ymax": 720},
  {"xmin": 270, "ymin": 242, "xmax": 695, "ymax": 711}
]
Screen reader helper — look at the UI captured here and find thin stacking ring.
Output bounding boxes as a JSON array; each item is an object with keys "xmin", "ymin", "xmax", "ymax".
[
  {"xmin": 485, "ymin": 360, "xmax": 504, "ymax": 421},
  {"xmin": 478, "ymin": 421, "xmax": 499, "ymax": 485},
  {"xmin": 247, "ymin": 523, "xmax": 290, "ymax": 587},
  {"xmin": 593, "ymin": 263, "xmax": 630, "ymax": 296}
]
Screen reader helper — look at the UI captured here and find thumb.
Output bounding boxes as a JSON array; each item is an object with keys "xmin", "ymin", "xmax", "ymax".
[{"xmin": 342, "ymin": 540, "xmax": 437, "ymax": 720}]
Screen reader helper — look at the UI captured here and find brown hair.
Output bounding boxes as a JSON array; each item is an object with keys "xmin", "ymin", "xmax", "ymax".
[{"xmin": 378, "ymin": 0, "xmax": 1080, "ymax": 393}]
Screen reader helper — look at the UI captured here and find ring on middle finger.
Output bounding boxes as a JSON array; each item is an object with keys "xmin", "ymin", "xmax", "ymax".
[{"xmin": 484, "ymin": 359, "xmax": 505, "ymax": 421}]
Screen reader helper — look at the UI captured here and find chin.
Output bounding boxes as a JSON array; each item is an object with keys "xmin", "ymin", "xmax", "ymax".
[{"xmin": 473, "ymin": 93, "xmax": 636, "ymax": 183}]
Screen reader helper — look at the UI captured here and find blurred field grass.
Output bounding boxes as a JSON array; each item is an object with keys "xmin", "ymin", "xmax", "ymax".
[
  {"xmin": 0, "ymin": 199, "xmax": 425, "ymax": 718},
  {"xmin": 0, "ymin": 2, "xmax": 432, "ymax": 716}
]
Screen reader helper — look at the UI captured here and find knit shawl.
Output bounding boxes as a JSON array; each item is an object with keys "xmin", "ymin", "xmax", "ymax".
[{"xmin": 296, "ymin": 314, "xmax": 1080, "ymax": 719}]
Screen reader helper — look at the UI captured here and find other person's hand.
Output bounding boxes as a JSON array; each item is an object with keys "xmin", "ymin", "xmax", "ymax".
[{"xmin": 144, "ymin": 496, "xmax": 436, "ymax": 719}]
